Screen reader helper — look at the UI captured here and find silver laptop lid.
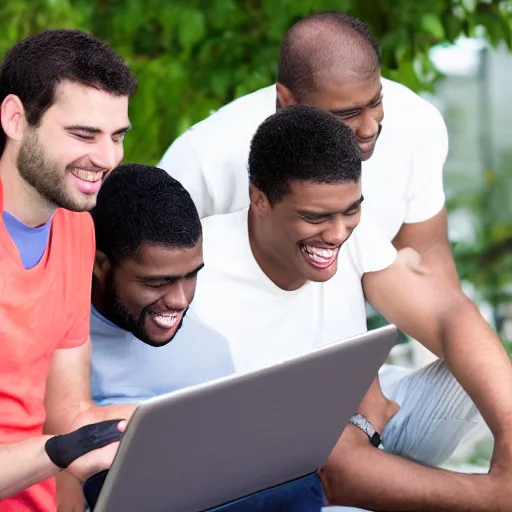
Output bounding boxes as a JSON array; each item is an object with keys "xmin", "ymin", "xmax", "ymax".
[{"xmin": 95, "ymin": 325, "xmax": 397, "ymax": 512}]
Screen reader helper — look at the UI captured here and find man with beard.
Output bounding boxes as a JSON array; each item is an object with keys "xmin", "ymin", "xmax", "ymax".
[
  {"xmin": 83, "ymin": 164, "xmax": 323, "ymax": 512},
  {"xmin": 89, "ymin": 164, "xmax": 234, "ymax": 407},
  {"xmin": 0, "ymin": 29, "xmax": 139, "ymax": 511}
]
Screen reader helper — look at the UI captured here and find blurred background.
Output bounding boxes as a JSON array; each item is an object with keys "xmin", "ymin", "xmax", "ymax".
[{"xmin": 3, "ymin": 0, "xmax": 512, "ymax": 472}]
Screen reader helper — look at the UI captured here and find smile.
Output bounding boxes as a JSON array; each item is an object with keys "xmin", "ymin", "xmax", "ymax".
[
  {"xmin": 301, "ymin": 244, "xmax": 339, "ymax": 269},
  {"xmin": 70, "ymin": 168, "xmax": 104, "ymax": 183},
  {"xmin": 151, "ymin": 312, "xmax": 179, "ymax": 329}
]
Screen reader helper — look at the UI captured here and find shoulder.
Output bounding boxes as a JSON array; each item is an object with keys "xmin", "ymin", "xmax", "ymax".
[
  {"xmin": 201, "ymin": 209, "xmax": 247, "ymax": 252},
  {"xmin": 165, "ymin": 86, "xmax": 276, "ymax": 159},
  {"xmin": 183, "ymin": 310, "xmax": 231, "ymax": 349},
  {"xmin": 382, "ymin": 78, "xmax": 446, "ymax": 132},
  {"xmin": 53, "ymin": 210, "xmax": 95, "ymax": 266},
  {"xmin": 346, "ymin": 211, "xmax": 398, "ymax": 275}
]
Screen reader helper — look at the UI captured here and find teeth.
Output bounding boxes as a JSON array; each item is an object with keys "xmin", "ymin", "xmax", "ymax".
[
  {"xmin": 72, "ymin": 169, "xmax": 103, "ymax": 182},
  {"xmin": 303, "ymin": 246, "xmax": 335, "ymax": 259},
  {"xmin": 152, "ymin": 314, "xmax": 178, "ymax": 329}
]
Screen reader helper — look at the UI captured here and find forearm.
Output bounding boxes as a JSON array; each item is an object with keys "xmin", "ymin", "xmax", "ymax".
[
  {"xmin": 0, "ymin": 436, "xmax": 60, "ymax": 500},
  {"xmin": 319, "ymin": 426, "xmax": 494, "ymax": 512},
  {"xmin": 441, "ymin": 299, "xmax": 512, "ymax": 440},
  {"xmin": 76, "ymin": 403, "xmax": 137, "ymax": 429}
]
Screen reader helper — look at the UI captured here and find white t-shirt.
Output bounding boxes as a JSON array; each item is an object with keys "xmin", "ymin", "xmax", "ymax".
[
  {"xmin": 158, "ymin": 79, "xmax": 449, "ymax": 242},
  {"xmin": 191, "ymin": 208, "xmax": 397, "ymax": 373}
]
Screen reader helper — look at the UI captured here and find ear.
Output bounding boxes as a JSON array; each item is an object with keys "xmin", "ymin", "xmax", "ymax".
[
  {"xmin": 1, "ymin": 94, "xmax": 27, "ymax": 144},
  {"xmin": 276, "ymin": 82, "xmax": 298, "ymax": 108},
  {"xmin": 249, "ymin": 184, "xmax": 271, "ymax": 217},
  {"xmin": 93, "ymin": 250, "xmax": 112, "ymax": 283}
]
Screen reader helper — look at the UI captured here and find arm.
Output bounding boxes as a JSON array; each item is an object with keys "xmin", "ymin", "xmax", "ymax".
[
  {"xmin": 321, "ymin": 423, "xmax": 494, "ymax": 511},
  {"xmin": 319, "ymin": 376, "xmax": 501, "ymax": 512},
  {"xmin": 392, "ymin": 97, "xmax": 459, "ymax": 285},
  {"xmin": 363, "ymin": 251, "xmax": 512, "ymax": 446},
  {"xmin": 44, "ymin": 339, "xmax": 136, "ymax": 434},
  {"xmin": 44, "ymin": 340, "xmax": 136, "ymax": 511},
  {"xmin": 393, "ymin": 207, "xmax": 459, "ymax": 286},
  {"xmin": 0, "ymin": 437, "xmax": 59, "ymax": 500}
]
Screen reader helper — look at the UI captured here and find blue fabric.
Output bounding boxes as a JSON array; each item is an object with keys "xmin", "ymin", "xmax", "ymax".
[
  {"xmin": 83, "ymin": 471, "xmax": 324, "ymax": 511},
  {"xmin": 2, "ymin": 211, "xmax": 52, "ymax": 269},
  {"xmin": 90, "ymin": 306, "xmax": 235, "ymax": 404}
]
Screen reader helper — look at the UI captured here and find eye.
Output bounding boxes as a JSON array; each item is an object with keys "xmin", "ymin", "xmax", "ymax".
[
  {"xmin": 73, "ymin": 133, "xmax": 94, "ymax": 141},
  {"xmin": 301, "ymin": 215, "xmax": 329, "ymax": 224},
  {"xmin": 344, "ymin": 206, "xmax": 361, "ymax": 217},
  {"xmin": 370, "ymin": 96, "xmax": 383, "ymax": 108},
  {"xmin": 113, "ymin": 134, "xmax": 126, "ymax": 144}
]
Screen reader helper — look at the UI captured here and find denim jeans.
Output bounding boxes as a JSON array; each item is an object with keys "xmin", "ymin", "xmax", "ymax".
[{"xmin": 84, "ymin": 471, "xmax": 324, "ymax": 511}]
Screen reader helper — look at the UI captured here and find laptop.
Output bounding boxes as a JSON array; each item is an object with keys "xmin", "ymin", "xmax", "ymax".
[{"xmin": 93, "ymin": 325, "xmax": 397, "ymax": 512}]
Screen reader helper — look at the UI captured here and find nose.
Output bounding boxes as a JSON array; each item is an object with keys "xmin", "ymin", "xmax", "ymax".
[
  {"xmin": 322, "ymin": 215, "xmax": 355, "ymax": 246},
  {"xmin": 162, "ymin": 281, "xmax": 189, "ymax": 311},
  {"xmin": 356, "ymin": 110, "xmax": 379, "ymax": 141},
  {"xmin": 90, "ymin": 137, "xmax": 123, "ymax": 171}
]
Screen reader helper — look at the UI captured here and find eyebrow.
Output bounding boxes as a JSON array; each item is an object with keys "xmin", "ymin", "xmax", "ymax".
[
  {"xmin": 330, "ymin": 86, "xmax": 383, "ymax": 116},
  {"xmin": 136, "ymin": 263, "xmax": 205, "ymax": 283},
  {"xmin": 65, "ymin": 124, "xmax": 132, "ymax": 136},
  {"xmin": 298, "ymin": 195, "xmax": 364, "ymax": 218}
]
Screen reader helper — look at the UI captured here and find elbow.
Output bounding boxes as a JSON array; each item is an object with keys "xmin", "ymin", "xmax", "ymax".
[{"xmin": 318, "ymin": 436, "xmax": 368, "ymax": 507}]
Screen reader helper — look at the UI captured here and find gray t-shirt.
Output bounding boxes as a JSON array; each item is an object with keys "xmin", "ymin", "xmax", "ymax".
[{"xmin": 90, "ymin": 306, "xmax": 235, "ymax": 405}]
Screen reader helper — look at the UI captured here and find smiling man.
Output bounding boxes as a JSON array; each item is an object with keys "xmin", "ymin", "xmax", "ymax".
[
  {"xmin": 158, "ymin": 11, "xmax": 455, "ymax": 285},
  {"xmin": 0, "ymin": 29, "xmax": 138, "ymax": 511},
  {"xmin": 191, "ymin": 105, "xmax": 512, "ymax": 511},
  {"xmin": 89, "ymin": 164, "xmax": 234, "ymax": 408}
]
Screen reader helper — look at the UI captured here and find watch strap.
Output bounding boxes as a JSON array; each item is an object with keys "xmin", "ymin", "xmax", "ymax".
[{"xmin": 349, "ymin": 413, "xmax": 381, "ymax": 447}]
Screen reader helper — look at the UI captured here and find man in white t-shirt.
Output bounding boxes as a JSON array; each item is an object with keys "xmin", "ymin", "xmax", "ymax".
[
  {"xmin": 191, "ymin": 105, "xmax": 512, "ymax": 511},
  {"xmin": 158, "ymin": 12, "xmax": 457, "ymax": 285}
]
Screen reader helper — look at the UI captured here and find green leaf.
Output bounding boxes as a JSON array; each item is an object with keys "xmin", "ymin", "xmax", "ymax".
[{"xmin": 421, "ymin": 13, "xmax": 446, "ymax": 39}]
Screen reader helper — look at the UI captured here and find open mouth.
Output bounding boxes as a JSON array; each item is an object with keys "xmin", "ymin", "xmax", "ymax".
[
  {"xmin": 150, "ymin": 312, "xmax": 180, "ymax": 329},
  {"xmin": 71, "ymin": 168, "xmax": 104, "ymax": 183},
  {"xmin": 300, "ymin": 244, "xmax": 339, "ymax": 269},
  {"xmin": 69, "ymin": 168, "xmax": 106, "ymax": 195}
]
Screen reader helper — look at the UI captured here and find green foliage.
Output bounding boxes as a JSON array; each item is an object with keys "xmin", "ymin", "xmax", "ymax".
[{"xmin": 1, "ymin": 0, "xmax": 511, "ymax": 165}]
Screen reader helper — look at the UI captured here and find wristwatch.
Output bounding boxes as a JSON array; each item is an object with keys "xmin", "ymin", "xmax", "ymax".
[{"xmin": 349, "ymin": 413, "xmax": 382, "ymax": 447}]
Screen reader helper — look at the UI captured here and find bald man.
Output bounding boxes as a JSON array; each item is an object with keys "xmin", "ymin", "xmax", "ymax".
[
  {"xmin": 158, "ymin": 12, "xmax": 455, "ymax": 284},
  {"xmin": 157, "ymin": 12, "xmax": 508, "ymax": 511}
]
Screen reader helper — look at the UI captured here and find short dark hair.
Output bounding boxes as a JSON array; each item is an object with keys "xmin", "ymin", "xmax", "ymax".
[
  {"xmin": 92, "ymin": 164, "xmax": 202, "ymax": 264},
  {"xmin": 249, "ymin": 105, "xmax": 361, "ymax": 205},
  {"xmin": 0, "ymin": 29, "xmax": 138, "ymax": 154},
  {"xmin": 278, "ymin": 12, "xmax": 381, "ymax": 100}
]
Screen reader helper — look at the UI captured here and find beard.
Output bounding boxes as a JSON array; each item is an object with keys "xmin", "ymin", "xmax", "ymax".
[
  {"xmin": 17, "ymin": 128, "xmax": 97, "ymax": 212},
  {"xmin": 100, "ymin": 270, "xmax": 187, "ymax": 347}
]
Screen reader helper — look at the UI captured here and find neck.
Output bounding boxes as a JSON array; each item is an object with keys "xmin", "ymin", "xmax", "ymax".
[
  {"xmin": 248, "ymin": 208, "xmax": 307, "ymax": 291},
  {"xmin": 0, "ymin": 149, "xmax": 55, "ymax": 227}
]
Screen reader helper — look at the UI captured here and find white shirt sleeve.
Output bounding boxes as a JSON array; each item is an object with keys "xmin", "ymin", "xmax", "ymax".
[
  {"xmin": 157, "ymin": 132, "xmax": 213, "ymax": 218},
  {"xmin": 403, "ymin": 103, "xmax": 448, "ymax": 224},
  {"xmin": 348, "ymin": 211, "xmax": 398, "ymax": 275}
]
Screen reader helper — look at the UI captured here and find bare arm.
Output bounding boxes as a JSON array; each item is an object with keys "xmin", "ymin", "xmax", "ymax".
[
  {"xmin": 44, "ymin": 339, "xmax": 136, "ymax": 434},
  {"xmin": 363, "ymin": 252, "xmax": 512, "ymax": 445},
  {"xmin": 44, "ymin": 340, "xmax": 136, "ymax": 511},
  {"xmin": 0, "ymin": 436, "xmax": 60, "ymax": 500},
  {"xmin": 319, "ymin": 377, "xmax": 504, "ymax": 511},
  {"xmin": 320, "ymin": 424, "xmax": 495, "ymax": 511},
  {"xmin": 393, "ymin": 207, "xmax": 460, "ymax": 286}
]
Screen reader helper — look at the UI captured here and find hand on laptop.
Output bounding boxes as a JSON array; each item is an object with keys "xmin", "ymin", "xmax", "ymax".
[{"xmin": 66, "ymin": 420, "xmax": 127, "ymax": 483}]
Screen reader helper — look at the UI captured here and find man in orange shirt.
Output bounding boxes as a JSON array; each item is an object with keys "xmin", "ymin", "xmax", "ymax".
[{"xmin": 0, "ymin": 29, "xmax": 138, "ymax": 511}]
